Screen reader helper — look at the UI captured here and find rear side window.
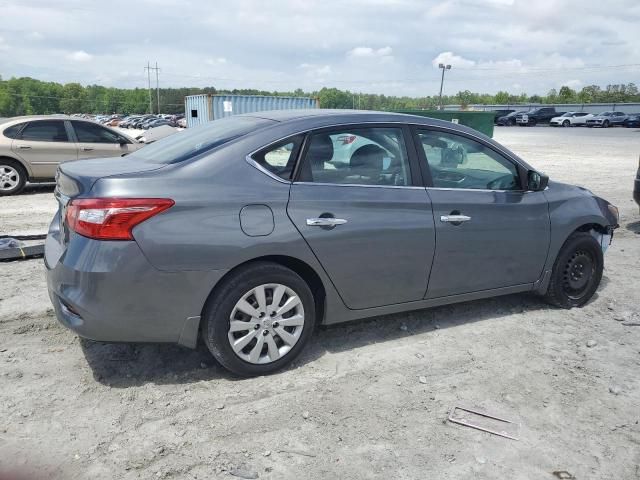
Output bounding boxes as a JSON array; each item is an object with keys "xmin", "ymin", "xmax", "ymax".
[
  {"xmin": 73, "ymin": 122, "xmax": 122, "ymax": 144},
  {"xmin": 3, "ymin": 123, "xmax": 25, "ymax": 139},
  {"xmin": 20, "ymin": 121, "xmax": 69, "ymax": 142},
  {"xmin": 131, "ymin": 116, "xmax": 273, "ymax": 164},
  {"xmin": 251, "ymin": 135, "xmax": 304, "ymax": 180}
]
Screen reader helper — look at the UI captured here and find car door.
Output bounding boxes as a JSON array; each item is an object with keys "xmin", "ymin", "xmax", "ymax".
[
  {"xmin": 70, "ymin": 120, "xmax": 135, "ymax": 159},
  {"xmin": 612, "ymin": 112, "xmax": 626, "ymax": 125},
  {"xmin": 10, "ymin": 119, "xmax": 78, "ymax": 178},
  {"xmin": 413, "ymin": 127, "xmax": 550, "ymax": 299},
  {"xmin": 286, "ymin": 125, "xmax": 436, "ymax": 310}
]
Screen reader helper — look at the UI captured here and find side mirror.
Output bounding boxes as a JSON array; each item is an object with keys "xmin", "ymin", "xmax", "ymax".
[
  {"xmin": 528, "ymin": 170, "xmax": 549, "ymax": 191},
  {"xmin": 119, "ymin": 138, "xmax": 129, "ymax": 146}
]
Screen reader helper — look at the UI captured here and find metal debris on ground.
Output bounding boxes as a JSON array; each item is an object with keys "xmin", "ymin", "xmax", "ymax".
[{"xmin": 447, "ymin": 406, "xmax": 519, "ymax": 440}]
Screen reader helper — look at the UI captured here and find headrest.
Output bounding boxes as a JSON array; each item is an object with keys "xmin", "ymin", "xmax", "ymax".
[{"xmin": 350, "ymin": 144, "xmax": 384, "ymax": 171}]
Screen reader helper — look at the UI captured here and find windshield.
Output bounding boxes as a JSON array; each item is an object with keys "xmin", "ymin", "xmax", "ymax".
[
  {"xmin": 599, "ymin": 112, "xmax": 612, "ymax": 116},
  {"xmin": 561, "ymin": 112, "xmax": 574, "ymax": 117},
  {"xmin": 130, "ymin": 115, "xmax": 273, "ymax": 164}
]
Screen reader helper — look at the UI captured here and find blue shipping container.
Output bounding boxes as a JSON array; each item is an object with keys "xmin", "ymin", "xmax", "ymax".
[{"xmin": 185, "ymin": 94, "xmax": 318, "ymax": 128}]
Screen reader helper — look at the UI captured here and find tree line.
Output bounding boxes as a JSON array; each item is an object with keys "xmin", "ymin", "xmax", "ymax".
[{"xmin": 1, "ymin": 75, "xmax": 638, "ymax": 117}]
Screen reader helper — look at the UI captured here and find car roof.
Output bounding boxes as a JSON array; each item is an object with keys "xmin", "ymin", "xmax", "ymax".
[{"xmin": 238, "ymin": 108, "xmax": 480, "ymax": 131}]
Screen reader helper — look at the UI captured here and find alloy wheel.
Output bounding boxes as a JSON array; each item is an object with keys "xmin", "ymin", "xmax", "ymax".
[
  {"xmin": 0, "ymin": 165, "xmax": 20, "ymax": 192},
  {"xmin": 228, "ymin": 283, "xmax": 305, "ymax": 364}
]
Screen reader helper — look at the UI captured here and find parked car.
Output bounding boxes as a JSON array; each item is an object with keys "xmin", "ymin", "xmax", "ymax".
[
  {"xmin": 634, "ymin": 156, "xmax": 640, "ymax": 213},
  {"xmin": 492, "ymin": 109, "xmax": 515, "ymax": 124},
  {"xmin": 143, "ymin": 119, "xmax": 171, "ymax": 129},
  {"xmin": 516, "ymin": 107, "xmax": 563, "ymax": 126},
  {"xmin": 623, "ymin": 113, "xmax": 640, "ymax": 128},
  {"xmin": 45, "ymin": 110, "xmax": 619, "ymax": 376},
  {"xmin": 496, "ymin": 110, "xmax": 526, "ymax": 126},
  {"xmin": 549, "ymin": 112, "xmax": 594, "ymax": 127},
  {"xmin": 0, "ymin": 115, "xmax": 142, "ymax": 195},
  {"xmin": 586, "ymin": 111, "xmax": 627, "ymax": 128}
]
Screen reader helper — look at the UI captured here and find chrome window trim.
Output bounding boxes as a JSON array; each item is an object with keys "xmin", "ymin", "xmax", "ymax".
[
  {"xmin": 295, "ymin": 181, "xmax": 425, "ymax": 190},
  {"xmin": 245, "ymin": 156, "xmax": 291, "ymax": 185},
  {"xmin": 245, "ymin": 120, "xmax": 529, "ymax": 185}
]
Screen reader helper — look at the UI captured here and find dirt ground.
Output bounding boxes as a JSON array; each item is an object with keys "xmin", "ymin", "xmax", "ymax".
[{"xmin": 1, "ymin": 126, "xmax": 639, "ymax": 480}]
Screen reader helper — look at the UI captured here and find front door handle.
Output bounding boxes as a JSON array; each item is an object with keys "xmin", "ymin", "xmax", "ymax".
[
  {"xmin": 18, "ymin": 145, "xmax": 32, "ymax": 150},
  {"xmin": 440, "ymin": 214, "xmax": 471, "ymax": 223},
  {"xmin": 306, "ymin": 217, "xmax": 348, "ymax": 227},
  {"xmin": 81, "ymin": 147, "xmax": 94, "ymax": 152}
]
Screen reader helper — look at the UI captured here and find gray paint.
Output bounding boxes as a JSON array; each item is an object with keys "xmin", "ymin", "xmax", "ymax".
[
  {"xmin": 240, "ymin": 204, "xmax": 275, "ymax": 237},
  {"xmin": 45, "ymin": 110, "xmax": 616, "ymax": 348}
]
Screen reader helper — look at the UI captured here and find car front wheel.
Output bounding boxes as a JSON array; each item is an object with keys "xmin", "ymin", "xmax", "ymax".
[
  {"xmin": 543, "ymin": 232, "xmax": 604, "ymax": 308},
  {"xmin": 562, "ymin": 120, "xmax": 570, "ymax": 127},
  {"xmin": 203, "ymin": 262, "xmax": 316, "ymax": 376}
]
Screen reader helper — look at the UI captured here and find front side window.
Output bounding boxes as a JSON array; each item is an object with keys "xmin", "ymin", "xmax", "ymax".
[
  {"xmin": 73, "ymin": 122, "xmax": 122, "ymax": 144},
  {"xmin": 251, "ymin": 135, "xmax": 303, "ymax": 180},
  {"xmin": 20, "ymin": 121, "xmax": 69, "ymax": 142},
  {"xmin": 299, "ymin": 127, "xmax": 411, "ymax": 186},
  {"xmin": 417, "ymin": 130, "xmax": 520, "ymax": 191}
]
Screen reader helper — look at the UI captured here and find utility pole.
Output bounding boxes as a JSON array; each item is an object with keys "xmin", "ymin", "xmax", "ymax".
[
  {"xmin": 144, "ymin": 62, "xmax": 160, "ymax": 113},
  {"xmin": 155, "ymin": 62, "xmax": 160, "ymax": 114},
  {"xmin": 438, "ymin": 63, "xmax": 451, "ymax": 110},
  {"xmin": 145, "ymin": 62, "xmax": 152, "ymax": 113}
]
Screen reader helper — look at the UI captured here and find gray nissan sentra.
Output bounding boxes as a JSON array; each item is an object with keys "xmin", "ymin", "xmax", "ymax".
[{"xmin": 45, "ymin": 110, "xmax": 619, "ymax": 376}]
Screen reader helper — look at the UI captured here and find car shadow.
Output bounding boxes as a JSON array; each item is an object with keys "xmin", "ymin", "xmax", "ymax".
[
  {"xmin": 81, "ymin": 292, "xmax": 552, "ymax": 387},
  {"xmin": 22, "ymin": 183, "xmax": 55, "ymax": 195},
  {"xmin": 625, "ymin": 220, "xmax": 640, "ymax": 234}
]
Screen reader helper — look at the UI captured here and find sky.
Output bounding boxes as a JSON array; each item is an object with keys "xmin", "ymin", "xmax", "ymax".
[{"xmin": 0, "ymin": 0, "xmax": 639, "ymax": 97}]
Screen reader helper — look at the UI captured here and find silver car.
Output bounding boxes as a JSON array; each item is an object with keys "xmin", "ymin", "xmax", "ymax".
[
  {"xmin": 45, "ymin": 110, "xmax": 619, "ymax": 376},
  {"xmin": 0, "ymin": 115, "xmax": 141, "ymax": 195}
]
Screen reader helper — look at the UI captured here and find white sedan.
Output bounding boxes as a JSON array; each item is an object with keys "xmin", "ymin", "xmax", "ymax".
[{"xmin": 550, "ymin": 112, "xmax": 594, "ymax": 127}]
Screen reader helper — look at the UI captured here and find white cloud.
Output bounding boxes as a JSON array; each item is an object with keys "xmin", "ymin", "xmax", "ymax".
[
  {"xmin": 299, "ymin": 63, "xmax": 332, "ymax": 78},
  {"xmin": 66, "ymin": 50, "xmax": 92, "ymax": 62},
  {"xmin": 432, "ymin": 52, "xmax": 475, "ymax": 68},
  {"xmin": 347, "ymin": 46, "xmax": 393, "ymax": 58},
  {"xmin": 0, "ymin": 36, "xmax": 8, "ymax": 52},
  {"xmin": 205, "ymin": 57, "xmax": 227, "ymax": 65}
]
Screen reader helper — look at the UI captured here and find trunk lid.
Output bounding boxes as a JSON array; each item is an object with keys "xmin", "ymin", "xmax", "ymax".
[{"xmin": 56, "ymin": 156, "xmax": 166, "ymax": 198}]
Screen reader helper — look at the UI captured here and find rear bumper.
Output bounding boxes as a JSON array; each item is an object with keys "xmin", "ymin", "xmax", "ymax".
[{"xmin": 45, "ymin": 216, "xmax": 227, "ymax": 347}]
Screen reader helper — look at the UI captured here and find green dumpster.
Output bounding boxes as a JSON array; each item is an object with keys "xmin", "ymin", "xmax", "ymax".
[{"xmin": 395, "ymin": 110, "xmax": 495, "ymax": 138}]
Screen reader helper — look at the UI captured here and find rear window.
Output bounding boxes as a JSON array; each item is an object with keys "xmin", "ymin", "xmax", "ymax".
[
  {"xmin": 130, "ymin": 116, "xmax": 273, "ymax": 164},
  {"xmin": 3, "ymin": 123, "xmax": 26, "ymax": 139}
]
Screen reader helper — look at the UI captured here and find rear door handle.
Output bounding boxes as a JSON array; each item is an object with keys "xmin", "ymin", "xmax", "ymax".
[
  {"xmin": 306, "ymin": 217, "xmax": 348, "ymax": 227},
  {"xmin": 81, "ymin": 147, "xmax": 94, "ymax": 151},
  {"xmin": 18, "ymin": 145, "xmax": 32, "ymax": 150},
  {"xmin": 440, "ymin": 214, "xmax": 471, "ymax": 223}
]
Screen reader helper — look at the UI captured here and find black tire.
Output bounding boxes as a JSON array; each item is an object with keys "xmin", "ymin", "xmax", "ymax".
[
  {"xmin": 603, "ymin": 120, "xmax": 610, "ymax": 128},
  {"xmin": 562, "ymin": 120, "xmax": 570, "ymax": 127},
  {"xmin": 0, "ymin": 158, "xmax": 27, "ymax": 196},
  {"xmin": 202, "ymin": 262, "xmax": 316, "ymax": 377},
  {"xmin": 544, "ymin": 232, "xmax": 604, "ymax": 308},
  {"xmin": 529, "ymin": 119, "xmax": 537, "ymax": 126}
]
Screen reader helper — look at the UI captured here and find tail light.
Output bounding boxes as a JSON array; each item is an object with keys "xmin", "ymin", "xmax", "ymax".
[{"xmin": 65, "ymin": 198, "xmax": 174, "ymax": 240}]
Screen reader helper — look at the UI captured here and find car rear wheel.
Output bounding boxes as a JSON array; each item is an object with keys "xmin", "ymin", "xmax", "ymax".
[
  {"xmin": 562, "ymin": 120, "xmax": 570, "ymax": 127},
  {"xmin": 0, "ymin": 159, "xmax": 27, "ymax": 196},
  {"xmin": 543, "ymin": 232, "xmax": 603, "ymax": 308},
  {"xmin": 202, "ymin": 262, "xmax": 316, "ymax": 376}
]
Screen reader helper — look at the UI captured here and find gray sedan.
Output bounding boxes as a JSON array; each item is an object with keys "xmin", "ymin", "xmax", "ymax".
[{"xmin": 45, "ymin": 110, "xmax": 619, "ymax": 376}]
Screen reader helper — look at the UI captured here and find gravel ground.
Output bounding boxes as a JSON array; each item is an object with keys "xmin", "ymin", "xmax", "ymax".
[{"xmin": 1, "ymin": 126, "xmax": 639, "ymax": 479}]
